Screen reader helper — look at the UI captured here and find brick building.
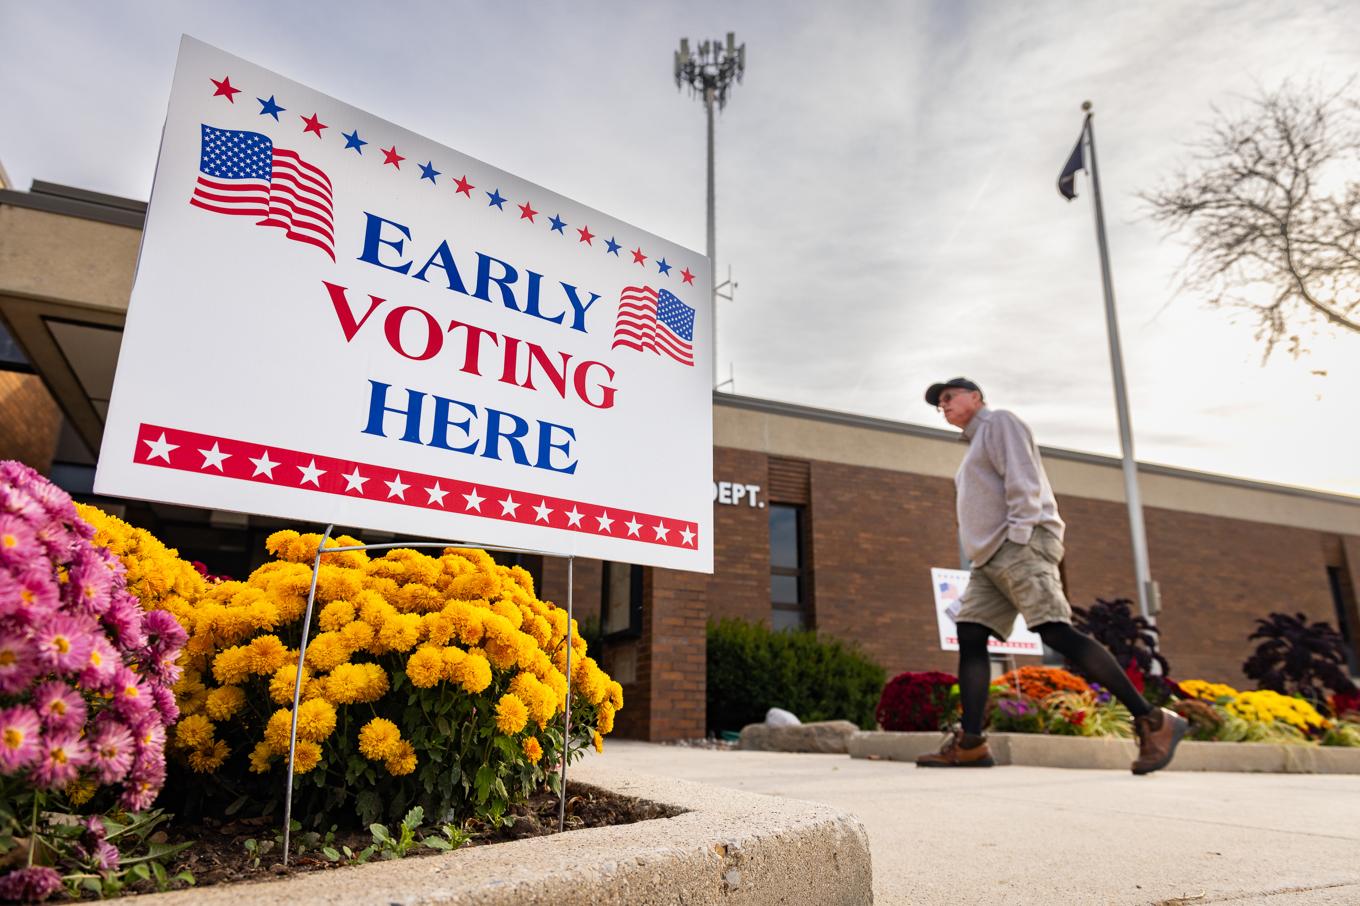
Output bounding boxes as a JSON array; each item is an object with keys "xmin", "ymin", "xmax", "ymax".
[{"xmin": 3, "ymin": 180, "xmax": 1359, "ymax": 742}]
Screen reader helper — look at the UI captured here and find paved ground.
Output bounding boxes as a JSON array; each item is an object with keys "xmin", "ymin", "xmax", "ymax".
[{"xmin": 584, "ymin": 740, "xmax": 1360, "ymax": 905}]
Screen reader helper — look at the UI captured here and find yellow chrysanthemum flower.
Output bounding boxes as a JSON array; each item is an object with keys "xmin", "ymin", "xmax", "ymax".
[
  {"xmin": 318, "ymin": 600, "xmax": 356, "ymax": 631},
  {"xmin": 210, "ymin": 646, "xmax": 251, "ymax": 685},
  {"xmin": 291, "ymin": 740, "xmax": 322, "ymax": 774},
  {"xmin": 521, "ymin": 737, "xmax": 543, "ymax": 764},
  {"xmin": 297, "ymin": 698, "xmax": 338, "ymax": 742},
  {"xmin": 597, "ymin": 703, "xmax": 616, "ymax": 735},
  {"xmin": 358, "ymin": 717, "xmax": 402, "ymax": 761},
  {"xmin": 248, "ymin": 741, "xmax": 274, "ymax": 774},
  {"xmin": 406, "ymin": 646, "xmax": 445, "ymax": 688},
  {"xmin": 302, "ymin": 631, "xmax": 351, "ymax": 672},
  {"xmin": 245, "ymin": 635, "xmax": 291, "ymax": 675},
  {"xmin": 384, "ymin": 740, "xmax": 417, "ymax": 776},
  {"xmin": 264, "ymin": 708, "xmax": 294, "ymax": 755},
  {"xmin": 607, "ymin": 681, "xmax": 624, "ymax": 711},
  {"xmin": 592, "ymin": 731, "xmax": 604, "ymax": 754},
  {"xmin": 457, "ymin": 652, "xmax": 493, "ymax": 694},
  {"xmin": 187, "ymin": 740, "xmax": 230, "ymax": 773},
  {"xmin": 205, "ymin": 685, "xmax": 247, "ymax": 721},
  {"xmin": 66, "ymin": 776, "xmax": 97, "ymax": 805},
  {"xmin": 175, "ymin": 714, "xmax": 215, "ymax": 750},
  {"xmin": 339, "ymin": 619, "xmax": 376, "ymax": 651},
  {"xmin": 495, "ymin": 693, "xmax": 529, "ymax": 735}
]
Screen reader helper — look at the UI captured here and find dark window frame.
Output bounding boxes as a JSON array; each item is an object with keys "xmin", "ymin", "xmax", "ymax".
[
  {"xmin": 769, "ymin": 503, "xmax": 811, "ymax": 630},
  {"xmin": 601, "ymin": 561, "xmax": 643, "ymax": 641}
]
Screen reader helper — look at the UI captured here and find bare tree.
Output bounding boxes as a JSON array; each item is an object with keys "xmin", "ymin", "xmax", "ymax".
[{"xmin": 1143, "ymin": 82, "xmax": 1360, "ymax": 360}]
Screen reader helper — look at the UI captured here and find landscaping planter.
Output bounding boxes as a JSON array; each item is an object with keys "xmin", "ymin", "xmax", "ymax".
[
  {"xmin": 848, "ymin": 731, "xmax": 1360, "ymax": 774},
  {"xmin": 130, "ymin": 758, "xmax": 874, "ymax": 905}
]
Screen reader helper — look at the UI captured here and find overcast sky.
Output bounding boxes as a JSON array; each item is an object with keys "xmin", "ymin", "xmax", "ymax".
[{"xmin": 3, "ymin": 1, "xmax": 1358, "ymax": 496}]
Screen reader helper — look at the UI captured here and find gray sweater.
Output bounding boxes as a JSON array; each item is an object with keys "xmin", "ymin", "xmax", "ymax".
[{"xmin": 956, "ymin": 407, "xmax": 1065, "ymax": 565}]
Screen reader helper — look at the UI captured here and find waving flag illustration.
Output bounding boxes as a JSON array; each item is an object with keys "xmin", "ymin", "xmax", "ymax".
[
  {"xmin": 611, "ymin": 286, "xmax": 695, "ymax": 367},
  {"xmin": 188, "ymin": 124, "xmax": 335, "ymax": 260}
]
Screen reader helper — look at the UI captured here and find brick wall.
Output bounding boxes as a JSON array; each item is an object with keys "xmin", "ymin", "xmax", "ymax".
[{"xmin": 0, "ymin": 371, "xmax": 60, "ymax": 472}]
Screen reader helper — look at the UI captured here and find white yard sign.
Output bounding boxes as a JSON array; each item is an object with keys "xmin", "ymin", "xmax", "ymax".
[
  {"xmin": 96, "ymin": 37, "xmax": 713, "ymax": 572},
  {"xmin": 931, "ymin": 568, "xmax": 1044, "ymax": 657}
]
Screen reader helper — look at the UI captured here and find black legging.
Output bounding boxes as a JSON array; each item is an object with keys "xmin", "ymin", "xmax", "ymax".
[{"xmin": 956, "ymin": 621, "xmax": 1152, "ymax": 735}]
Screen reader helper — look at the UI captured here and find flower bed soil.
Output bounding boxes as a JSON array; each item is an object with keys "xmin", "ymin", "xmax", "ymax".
[{"xmin": 155, "ymin": 783, "xmax": 681, "ymax": 894}]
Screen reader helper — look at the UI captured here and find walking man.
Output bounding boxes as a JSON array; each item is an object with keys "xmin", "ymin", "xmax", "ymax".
[{"xmin": 915, "ymin": 377, "xmax": 1187, "ymax": 774}]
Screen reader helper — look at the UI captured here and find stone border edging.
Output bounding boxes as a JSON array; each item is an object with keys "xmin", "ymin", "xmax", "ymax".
[
  {"xmin": 848, "ymin": 730, "xmax": 1360, "ymax": 773},
  {"xmin": 130, "ymin": 759, "xmax": 873, "ymax": 905}
]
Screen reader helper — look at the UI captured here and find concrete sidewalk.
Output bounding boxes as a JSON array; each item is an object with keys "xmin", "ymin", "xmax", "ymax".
[{"xmin": 585, "ymin": 740, "xmax": 1360, "ymax": 905}]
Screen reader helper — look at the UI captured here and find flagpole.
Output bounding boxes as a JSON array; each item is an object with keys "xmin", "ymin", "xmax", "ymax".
[{"xmin": 1081, "ymin": 101, "xmax": 1158, "ymax": 623}]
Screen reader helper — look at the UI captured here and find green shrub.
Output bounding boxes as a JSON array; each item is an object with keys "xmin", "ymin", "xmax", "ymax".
[{"xmin": 706, "ymin": 619, "xmax": 885, "ymax": 733}]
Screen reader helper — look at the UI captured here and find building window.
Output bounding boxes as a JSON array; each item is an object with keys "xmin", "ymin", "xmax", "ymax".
[
  {"xmin": 602, "ymin": 561, "xmax": 643, "ymax": 639},
  {"xmin": 1327, "ymin": 566, "xmax": 1360, "ymax": 676},
  {"xmin": 0, "ymin": 321, "xmax": 33, "ymax": 373},
  {"xmin": 770, "ymin": 504, "xmax": 809, "ymax": 630}
]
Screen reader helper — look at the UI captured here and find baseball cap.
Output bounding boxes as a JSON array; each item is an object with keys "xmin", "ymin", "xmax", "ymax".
[{"xmin": 925, "ymin": 377, "xmax": 982, "ymax": 407}]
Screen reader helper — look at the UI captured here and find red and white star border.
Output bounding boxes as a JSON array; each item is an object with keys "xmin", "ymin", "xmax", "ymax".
[{"xmin": 132, "ymin": 423, "xmax": 699, "ymax": 549}]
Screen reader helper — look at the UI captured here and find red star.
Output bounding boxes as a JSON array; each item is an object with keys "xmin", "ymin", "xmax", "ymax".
[
  {"xmin": 453, "ymin": 175, "xmax": 474, "ymax": 196},
  {"xmin": 382, "ymin": 146, "xmax": 404, "ymax": 168},
  {"xmin": 211, "ymin": 76, "xmax": 240, "ymax": 102},
  {"xmin": 300, "ymin": 113, "xmax": 327, "ymax": 137},
  {"xmin": 631, "ymin": 247, "xmax": 648, "ymax": 266},
  {"xmin": 680, "ymin": 267, "xmax": 696, "ymax": 285},
  {"xmin": 518, "ymin": 201, "xmax": 538, "ymax": 222},
  {"xmin": 577, "ymin": 225, "xmax": 595, "ymax": 245}
]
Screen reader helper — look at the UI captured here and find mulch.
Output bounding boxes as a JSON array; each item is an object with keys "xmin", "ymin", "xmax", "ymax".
[{"xmin": 161, "ymin": 784, "xmax": 682, "ymax": 891}]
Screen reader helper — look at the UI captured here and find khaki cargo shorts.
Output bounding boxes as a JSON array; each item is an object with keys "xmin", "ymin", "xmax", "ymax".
[{"xmin": 957, "ymin": 526, "xmax": 1071, "ymax": 640}]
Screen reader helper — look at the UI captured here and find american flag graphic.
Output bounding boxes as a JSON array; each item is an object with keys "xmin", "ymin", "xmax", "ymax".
[
  {"xmin": 610, "ymin": 286, "xmax": 695, "ymax": 367},
  {"xmin": 189, "ymin": 124, "xmax": 335, "ymax": 260}
]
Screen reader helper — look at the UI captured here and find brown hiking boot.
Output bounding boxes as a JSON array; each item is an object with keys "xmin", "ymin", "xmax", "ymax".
[
  {"xmin": 1131, "ymin": 707, "xmax": 1188, "ymax": 775},
  {"xmin": 916, "ymin": 730, "xmax": 995, "ymax": 768}
]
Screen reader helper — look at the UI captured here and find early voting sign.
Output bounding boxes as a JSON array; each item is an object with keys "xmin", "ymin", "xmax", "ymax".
[
  {"xmin": 96, "ymin": 37, "xmax": 714, "ymax": 572},
  {"xmin": 931, "ymin": 568, "xmax": 1044, "ymax": 656}
]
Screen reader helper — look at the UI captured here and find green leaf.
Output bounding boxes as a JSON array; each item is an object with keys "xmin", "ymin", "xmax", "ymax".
[
  {"xmin": 130, "ymin": 863, "xmax": 151, "ymax": 881},
  {"xmin": 225, "ymin": 794, "xmax": 248, "ymax": 816},
  {"xmin": 370, "ymin": 823, "xmax": 393, "ymax": 845},
  {"xmin": 356, "ymin": 791, "xmax": 382, "ymax": 826},
  {"xmin": 402, "ymin": 806, "xmax": 424, "ymax": 831},
  {"xmin": 175, "ymin": 870, "xmax": 196, "ymax": 886},
  {"xmin": 436, "ymin": 716, "xmax": 452, "ymax": 736},
  {"xmin": 322, "ymin": 846, "xmax": 341, "ymax": 861},
  {"xmin": 422, "ymin": 837, "xmax": 452, "ymax": 851}
]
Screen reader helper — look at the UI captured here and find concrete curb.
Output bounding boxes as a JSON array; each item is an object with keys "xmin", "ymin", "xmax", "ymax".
[
  {"xmin": 848, "ymin": 730, "xmax": 1360, "ymax": 773},
  {"xmin": 132, "ymin": 759, "xmax": 874, "ymax": 905}
]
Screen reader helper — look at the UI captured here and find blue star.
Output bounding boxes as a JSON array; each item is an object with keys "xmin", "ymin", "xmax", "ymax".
[
  {"xmin": 548, "ymin": 214, "xmax": 567, "ymax": 233},
  {"xmin": 657, "ymin": 258, "xmax": 672, "ymax": 275},
  {"xmin": 605, "ymin": 236, "xmax": 621, "ymax": 256},
  {"xmin": 342, "ymin": 129, "xmax": 367, "ymax": 154},
  {"xmin": 487, "ymin": 188, "xmax": 507, "ymax": 209},
  {"xmin": 419, "ymin": 161, "xmax": 440, "ymax": 183},
  {"xmin": 257, "ymin": 95, "xmax": 285, "ymax": 120}
]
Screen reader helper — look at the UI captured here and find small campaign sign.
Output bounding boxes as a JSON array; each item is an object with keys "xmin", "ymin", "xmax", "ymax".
[
  {"xmin": 931, "ymin": 568, "xmax": 1044, "ymax": 657},
  {"xmin": 96, "ymin": 37, "xmax": 713, "ymax": 571}
]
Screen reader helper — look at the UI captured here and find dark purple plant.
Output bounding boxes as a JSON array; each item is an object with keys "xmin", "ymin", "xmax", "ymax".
[
  {"xmin": 1243, "ymin": 612, "xmax": 1357, "ymax": 710},
  {"xmin": 1070, "ymin": 597, "xmax": 1170, "ymax": 679}
]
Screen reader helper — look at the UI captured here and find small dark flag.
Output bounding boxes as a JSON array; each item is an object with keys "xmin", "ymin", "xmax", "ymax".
[{"xmin": 1057, "ymin": 129, "xmax": 1086, "ymax": 200}]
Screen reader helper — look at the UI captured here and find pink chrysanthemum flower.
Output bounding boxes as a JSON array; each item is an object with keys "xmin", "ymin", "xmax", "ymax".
[
  {"xmin": 79, "ymin": 635, "xmax": 119, "ymax": 693},
  {"xmin": 34, "ymin": 613, "xmax": 95, "ymax": 675},
  {"xmin": 103, "ymin": 595, "xmax": 147, "ymax": 652},
  {"xmin": 89, "ymin": 716, "xmax": 135, "ymax": 785},
  {"xmin": 0, "ymin": 865, "xmax": 63, "ymax": 902},
  {"xmin": 151, "ymin": 684, "xmax": 179, "ymax": 724},
  {"xmin": 144, "ymin": 609, "xmax": 187, "ymax": 657},
  {"xmin": 120, "ymin": 754, "xmax": 165, "ymax": 811},
  {"xmin": 110, "ymin": 666, "xmax": 152, "ymax": 723},
  {"xmin": 0, "ymin": 705, "xmax": 42, "ymax": 773},
  {"xmin": 30, "ymin": 731, "xmax": 88, "ymax": 790},
  {"xmin": 0, "ymin": 514, "xmax": 38, "ymax": 567},
  {"xmin": 1, "ymin": 568, "xmax": 58, "ymax": 628},
  {"xmin": 32, "ymin": 680, "xmax": 87, "ymax": 735},
  {"xmin": 68, "ymin": 554, "xmax": 114, "ymax": 617},
  {"xmin": 133, "ymin": 715, "xmax": 167, "ymax": 762},
  {"xmin": 0, "ymin": 628, "xmax": 37, "ymax": 696}
]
